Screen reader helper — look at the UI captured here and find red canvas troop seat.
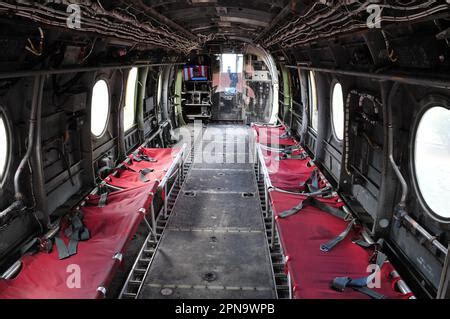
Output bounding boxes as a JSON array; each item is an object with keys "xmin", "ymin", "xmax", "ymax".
[
  {"xmin": 260, "ymin": 148, "xmax": 327, "ymax": 192},
  {"xmin": 0, "ymin": 181, "xmax": 158, "ymax": 299},
  {"xmin": 265, "ymin": 157, "xmax": 315, "ymax": 191},
  {"xmin": 0, "ymin": 147, "xmax": 184, "ymax": 299},
  {"xmin": 254, "ymin": 123, "xmax": 410, "ymax": 299},
  {"xmin": 129, "ymin": 147, "xmax": 182, "ymax": 178},
  {"xmin": 270, "ymin": 190, "xmax": 407, "ymax": 299},
  {"xmin": 252, "ymin": 124, "xmax": 297, "ymax": 146},
  {"xmin": 105, "ymin": 147, "xmax": 181, "ymax": 189}
]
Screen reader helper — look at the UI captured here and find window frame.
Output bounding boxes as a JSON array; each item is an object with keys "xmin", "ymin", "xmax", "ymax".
[
  {"xmin": 330, "ymin": 80, "xmax": 345, "ymax": 143},
  {"xmin": 0, "ymin": 106, "xmax": 12, "ymax": 186},
  {"xmin": 90, "ymin": 78, "xmax": 111, "ymax": 139},
  {"xmin": 410, "ymin": 96, "xmax": 450, "ymax": 223},
  {"xmin": 307, "ymin": 71, "xmax": 318, "ymax": 132},
  {"xmin": 123, "ymin": 67, "xmax": 139, "ymax": 132}
]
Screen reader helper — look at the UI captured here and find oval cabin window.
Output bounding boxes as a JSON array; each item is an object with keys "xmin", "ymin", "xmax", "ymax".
[
  {"xmin": 91, "ymin": 79, "xmax": 110, "ymax": 138},
  {"xmin": 331, "ymin": 82, "xmax": 344, "ymax": 141},
  {"xmin": 0, "ymin": 113, "xmax": 9, "ymax": 181},
  {"xmin": 124, "ymin": 68, "xmax": 138, "ymax": 132},
  {"xmin": 414, "ymin": 106, "xmax": 450, "ymax": 219},
  {"xmin": 308, "ymin": 71, "xmax": 318, "ymax": 131}
]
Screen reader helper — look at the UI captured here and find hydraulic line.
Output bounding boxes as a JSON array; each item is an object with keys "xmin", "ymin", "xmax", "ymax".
[{"xmin": 261, "ymin": 2, "xmax": 449, "ymax": 48}]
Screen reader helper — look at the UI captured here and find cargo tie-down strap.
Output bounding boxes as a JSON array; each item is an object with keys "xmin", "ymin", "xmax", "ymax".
[
  {"xmin": 279, "ymin": 196, "xmax": 353, "ymax": 252},
  {"xmin": 55, "ymin": 211, "xmax": 90, "ymax": 260},
  {"xmin": 331, "ymin": 251, "xmax": 388, "ymax": 299}
]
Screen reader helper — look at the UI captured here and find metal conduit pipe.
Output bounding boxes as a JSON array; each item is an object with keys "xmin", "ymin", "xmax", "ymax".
[
  {"xmin": 32, "ymin": 75, "xmax": 49, "ymax": 227},
  {"xmin": 15, "ymin": 76, "xmax": 44, "ymax": 201},
  {"xmin": 0, "ymin": 62, "xmax": 185, "ymax": 81},
  {"xmin": 286, "ymin": 65, "xmax": 450, "ymax": 90},
  {"xmin": 136, "ymin": 67, "xmax": 149, "ymax": 141},
  {"xmin": 0, "ymin": 76, "xmax": 44, "ymax": 221},
  {"xmin": 390, "ymin": 270, "xmax": 416, "ymax": 299},
  {"xmin": 144, "ymin": 120, "xmax": 170, "ymax": 146},
  {"xmin": 385, "ymin": 82, "xmax": 408, "ymax": 210},
  {"xmin": 0, "ymin": 200, "xmax": 23, "ymax": 221},
  {"xmin": 386, "ymin": 84, "xmax": 448, "ymax": 256},
  {"xmin": 387, "ymin": 123, "xmax": 408, "ymax": 210},
  {"xmin": 403, "ymin": 214, "xmax": 447, "ymax": 256}
]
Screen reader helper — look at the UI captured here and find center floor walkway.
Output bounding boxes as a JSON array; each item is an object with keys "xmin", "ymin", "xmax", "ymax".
[{"xmin": 139, "ymin": 124, "xmax": 277, "ymax": 299}]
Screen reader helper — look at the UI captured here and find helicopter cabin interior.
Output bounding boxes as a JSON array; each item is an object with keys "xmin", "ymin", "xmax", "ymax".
[{"xmin": 0, "ymin": 0, "xmax": 449, "ymax": 301}]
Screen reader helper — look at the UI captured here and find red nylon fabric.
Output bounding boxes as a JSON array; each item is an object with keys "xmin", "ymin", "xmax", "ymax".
[
  {"xmin": 265, "ymin": 157, "xmax": 315, "ymax": 191},
  {"xmin": 260, "ymin": 147, "xmax": 306, "ymax": 159},
  {"xmin": 260, "ymin": 148, "xmax": 317, "ymax": 191},
  {"xmin": 130, "ymin": 147, "xmax": 181, "ymax": 176},
  {"xmin": 105, "ymin": 148, "xmax": 181, "ymax": 189},
  {"xmin": 270, "ymin": 190, "xmax": 404, "ymax": 299},
  {"xmin": 252, "ymin": 125, "xmax": 297, "ymax": 146},
  {"xmin": 104, "ymin": 168, "xmax": 158, "ymax": 189},
  {"xmin": 0, "ymin": 182, "xmax": 158, "ymax": 299}
]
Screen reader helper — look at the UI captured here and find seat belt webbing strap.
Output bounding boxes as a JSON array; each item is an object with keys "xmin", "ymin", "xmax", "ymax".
[
  {"xmin": 279, "ymin": 196, "xmax": 349, "ymax": 220},
  {"xmin": 352, "ymin": 287, "xmax": 386, "ymax": 299},
  {"xmin": 133, "ymin": 153, "xmax": 157, "ymax": 163},
  {"xmin": 279, "ymin": 153, "xmax": 308, "ymax": 161},
  {"xmin": 98, "ymin": 192, "xmax": 108, "ymax": 208},
  {"xmin": 300, "ymin": 169, "xmax": 320, "ymax": 193},
  {"xmin": 139, "ymin": 168, "xmax": 154, "ymax": 182},
  {"xmin": 279, "ymin": 131, "xmax": 291, "ymax": 139},
  {"xmin": 55, "ymin": 236, "xmax": 70, "ymax": 260},
  {"xmin": 310, "ymin": 198, "xmax": 349, "ymax": 220},
  {"xmin": 320, "ymin": 219, "xmax": 356, "ymax": 252},
  {"xmin": 304, "ymin": 186, "xmax": 333, "ymax": 197},
  {"xmin": 55, "ymin": 212, "xmax": 90, "ymax": 260},
  {"xmin": 97, "ymin": 166, "xmax": 113, "ymax": 179},
  {"xmin": 331, "ymin": 277, "xmax": 386, "ymax": 299},
  {"xmin": 331, "ymin": 251, "xmax": 388, "ymax": 299},
  {"xmin": 278, "ymin": 197, "xmax": 311, "ymax": 218},
  {"xmin": 67, "ymin": 239, "xmax": 78, "ymax": 256}
]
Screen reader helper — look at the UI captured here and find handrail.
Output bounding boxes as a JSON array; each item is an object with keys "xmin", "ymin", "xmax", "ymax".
[
  {"xmin": 0, "ymin": 260, "xmax": 22, "ymax": 280},
  {"xmin": 257, "ymin": 144, "xmax": 273, "ymax": 191},
  {"xmin": 158, "ymin": 143, "xmax": 186, "ymax": 190}
]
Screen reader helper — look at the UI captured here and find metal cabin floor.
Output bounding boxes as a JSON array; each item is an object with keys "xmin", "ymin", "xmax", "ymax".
[{"xmin": 139, "ymin": 124, "xmax": 276, "ymax": 299}]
